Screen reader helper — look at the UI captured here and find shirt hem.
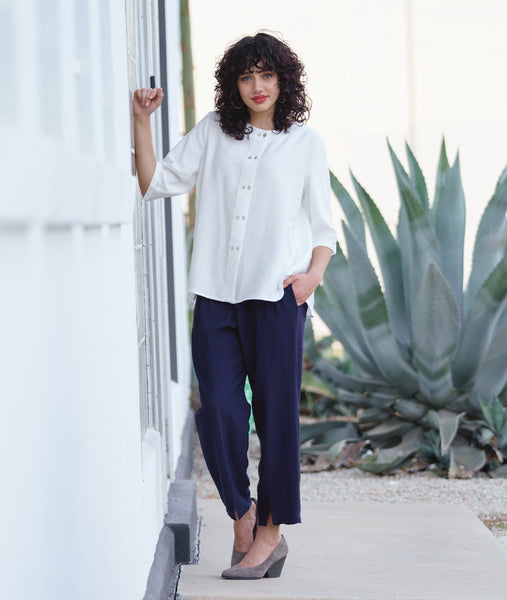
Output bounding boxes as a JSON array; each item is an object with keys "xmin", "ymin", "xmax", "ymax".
[
  {"xmin": 188, "ymin": 288, "xmax": 285, "ymax": 304},
  {"xmin": 188, "ymin": 287, "xmax": 315, "ymax": 318}
]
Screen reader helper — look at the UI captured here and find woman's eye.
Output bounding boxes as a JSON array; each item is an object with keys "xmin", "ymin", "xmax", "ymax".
[
  {"xmin": 241, "ymin": 76, "xmax": 251, "ymax": 81},
  {"xmin": 263, "ymin": 73, "xmax": 273, "ymax": 79}
]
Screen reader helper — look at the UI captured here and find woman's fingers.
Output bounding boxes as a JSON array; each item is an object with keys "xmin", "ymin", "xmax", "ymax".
[
  {"xmin": 283, "ymin": 275, "xmax": 296, "ymax": 287},
  {"xmin": 140, "ymin": 87, "xmax": 154, "ymax": 105},
  {"xmin": 286, "ymin": 273, "xmax": 319, "ymax": 305},
  {"xmin": 133, "ymin": 87, "xmax": 164, "ymax": 115},
  {"xmin": 152, "ymin": 87, "xmax": 164, "ymax": 106}
]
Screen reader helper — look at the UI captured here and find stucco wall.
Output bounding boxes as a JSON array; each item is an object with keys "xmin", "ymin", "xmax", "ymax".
[{"xmin": 0, "ymin": 0, "xmax": 189, "ymax": 598}]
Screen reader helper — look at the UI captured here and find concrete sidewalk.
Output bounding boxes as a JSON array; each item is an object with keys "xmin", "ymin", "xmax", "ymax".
[{"xmin": 177, "ymin": 499, "xmax": 507, "ymax": 600}]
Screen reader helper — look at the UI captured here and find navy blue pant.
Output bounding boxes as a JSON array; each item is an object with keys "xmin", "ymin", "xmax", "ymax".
[{"xmin": 192, "ymin": 285, "xmax": 307, "ymax": 526}]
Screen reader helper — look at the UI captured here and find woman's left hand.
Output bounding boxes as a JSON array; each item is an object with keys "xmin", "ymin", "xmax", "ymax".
[
  {"xmin": 283, "ymin": 272, "xmax": 320, "ymax": 306},
  {"xmin": 283, "ymin": 247, "xmax": 333, "ymax": 306}
]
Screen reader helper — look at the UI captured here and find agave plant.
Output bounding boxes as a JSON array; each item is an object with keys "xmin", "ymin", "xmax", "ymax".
[{"xmin": 302, "ymin": 140, "xmax": 507, "ymax": 477}]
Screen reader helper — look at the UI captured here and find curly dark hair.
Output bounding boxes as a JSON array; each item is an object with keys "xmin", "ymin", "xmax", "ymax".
[{"xmin": 214, "ymin": 32, "xmax": 311, "ymax": 140}]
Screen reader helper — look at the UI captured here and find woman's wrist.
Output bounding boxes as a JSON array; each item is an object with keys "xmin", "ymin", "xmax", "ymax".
[
  {"xmin": 307, "ymin": 246, "xmax": 333, "ymax": 286},
  {"xmin": 307, "ymin": 267, "xmax": 324, "ymax": 284},
  {"xmin": 303, "ymin": 270, "xmax": 322, "ymax": 294},
  {"xmin": 133, "ymin": 113, "xmax": 153, "ymax": 124}
]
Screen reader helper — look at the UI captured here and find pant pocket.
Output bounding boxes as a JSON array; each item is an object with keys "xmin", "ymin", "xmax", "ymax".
[{"xmin": 286, "ymin": 284, "xmax": 300, "ymax": 309}]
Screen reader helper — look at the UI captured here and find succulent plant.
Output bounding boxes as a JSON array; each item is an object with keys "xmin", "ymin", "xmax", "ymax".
[{"xmin": 302, "ymin": 141, "xmax": 507, "ymax": 477}]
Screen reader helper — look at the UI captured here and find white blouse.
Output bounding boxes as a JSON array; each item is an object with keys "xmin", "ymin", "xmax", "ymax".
[{"xmin": 143, "ymin": 111, "xmax": 337, "ymax": 313}]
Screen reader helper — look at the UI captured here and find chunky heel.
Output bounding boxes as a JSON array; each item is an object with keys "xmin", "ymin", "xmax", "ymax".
[{"xmin": 264, "ymin": 556, "xmax": 286, "ymax": 578}]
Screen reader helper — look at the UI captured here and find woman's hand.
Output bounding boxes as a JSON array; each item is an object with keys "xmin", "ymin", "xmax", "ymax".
[
  {"xmin": 133, "ymin": 87, "xmax": 164, "ymax": 118},
  {"xmin": 283, "ymin": 272, "xmax": 320, "ymax": 306},
  {"xmin": 283, "ymin": 246, "xmax": 333, "ymax": 306}
]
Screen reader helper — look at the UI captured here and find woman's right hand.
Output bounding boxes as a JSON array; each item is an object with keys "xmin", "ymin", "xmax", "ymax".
[{"xmin": 133, "ymin": 87, "xmax": 164, "ymax": 117}]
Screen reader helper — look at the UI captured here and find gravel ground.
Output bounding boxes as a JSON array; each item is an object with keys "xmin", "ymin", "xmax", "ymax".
[{"xmin": 192, "ymin": 432, "xmax": 507, "ymax": 537}]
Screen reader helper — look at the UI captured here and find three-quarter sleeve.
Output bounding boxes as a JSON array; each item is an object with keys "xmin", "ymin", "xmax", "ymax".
[
  {"xmin": 303, "ymin": 135, "xmax": 337, "ymax": 253},
  {"xmin": 142, "ymin": 112, "xmax": 211, "ymax": 201}
]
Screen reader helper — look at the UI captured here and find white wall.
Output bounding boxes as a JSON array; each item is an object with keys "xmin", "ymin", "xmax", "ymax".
[
  {"xmin": 189, "ymin": 0, "xmax": 507, "ymax": 279},
  {"xmin": 0, "ymin": 225, "xmax": 159, "ymax": 600},
  {"xmin": 0, "ymin": 0, "xmax": 189, "ymax": 598}
]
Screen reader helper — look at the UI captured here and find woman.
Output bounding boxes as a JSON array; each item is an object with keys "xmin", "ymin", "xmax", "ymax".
[{"xmin": 133, "ymin": 32, "xmax": 336, "ymax": 579}]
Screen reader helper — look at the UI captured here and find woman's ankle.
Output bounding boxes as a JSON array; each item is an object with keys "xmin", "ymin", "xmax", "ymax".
[
  {"xmin": 255, "ymin": 524, "xmax": 281, "ymax": 544},
  {"xmin": 233, "ymin": 501, "xmax": 257, "ymax": 551}
]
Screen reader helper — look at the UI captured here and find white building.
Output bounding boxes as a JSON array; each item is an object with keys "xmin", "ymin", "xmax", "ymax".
[{"xmin": 0, "ymin": 1, "xmax": 194, "ymax": 599}]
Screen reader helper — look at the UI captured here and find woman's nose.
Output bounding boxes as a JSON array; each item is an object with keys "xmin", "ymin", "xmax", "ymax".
[{"xmin": 253, "ymin": 76, "xmax": 263, "ymax": 92}]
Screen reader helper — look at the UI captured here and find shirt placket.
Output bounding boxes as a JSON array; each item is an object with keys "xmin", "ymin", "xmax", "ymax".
[{"xmin": 224, "ymin": 130, "xmax": 269, "ymax": 301}]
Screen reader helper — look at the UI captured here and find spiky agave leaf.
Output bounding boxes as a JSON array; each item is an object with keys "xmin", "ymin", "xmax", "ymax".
[
  {"xmin": 465, "ymin": 165, "xmax": 507, "ymax": 313},
  {"xmin": 315, "ymin": 286, "xmax": 380, "ymax": 377},
  {"xmin": 343, "ymin": 223, "xmax": 419, "ymax": 396},
  {"xmin": 301, "ymin": 370, "xmax": 337, "ymax": 399},
  {"xmin": 358, "ymin": 406, "xmax": 392, "ymax": 423},
  {"xmin": 479, "ymin": 396, "xmax": 506, "ymax": 441},
  {"xmin": 475, "ymin": 398, "xmax": 507, "ymax": 472},
  {"xmin": 365, "ymin": 417, "xmax": 415, "ymax": 443},
  {"xmin": 452, "ymin": 253, "xmax": 507, "ymax": 389},
  {"xmin": 391, "ymin": 146, "xmax": 414, "ymax": 327},
  {"xmin": 313, "ymin": 423, "xmax": 358, "ymax": 446},
  {"xmin": 470, "ymin": 320, "xmax": 507, "ymax": 409},
  {"xmin": 412, "ymin": 262, "xmax": 460, "ymax": 405},
  {"xmin": 433, "ymin": 153, "xmax": 466, "ymax": 321},
  {"xmin": 374, "ymin": 427, "xmax": 425, "ymax": 464},
  {"xmin": 350, "ymin": 172, "xmax": 411, "ymax": 357},
  {"xmin": 300, "ymin": 421, "xmax": 351, "ymax": 445},
  {"xmin": 405, "ymin": 142, "xmax": 430, "ymax": 213},
  {"xmin": 303, "ymin": 322, "xmax": 390, "ymax": 395},
  {"xmin": 389, "ymin": 143, "xmax": 441, "ymax": 318},
  {"xmin": 394, "ymin": 399, "xmax": 428, "ymax": 421},
  {"xmin": 316, "ymin": 242, "xmax": 380, "ymax": 376},
  {"xmin": 426, "ymin": 409, "xmax": 464, "ymax": 455},
  {"xmin": 419, "ymin": 430, "xmax": 450, "ymax": 468},
  {"xmin": 337, "ymin": 390, "xmax": 396, "ymax": 410},
  {"xmin": 329, "ymin": 171, "xmax": 366, "ymax": 249},
  {"xmin": 432, "ymin": 138, "xmax": 451, "ymax": 220},
  {"xmin": 449, "ymin": 444, "xmax": 486, "ymax": 479}
]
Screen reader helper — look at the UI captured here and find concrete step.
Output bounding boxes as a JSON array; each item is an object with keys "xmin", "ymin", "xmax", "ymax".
[{"xmin": 177, "ymin": 499, "xmax": 507, "ymax": 600}]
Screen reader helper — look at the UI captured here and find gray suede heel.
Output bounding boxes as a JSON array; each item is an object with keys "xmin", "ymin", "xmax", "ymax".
[
  {"xmin": 230, "ymin": 498, "xmax": 257, "ymax": 566},
  {"xmin": 230, "ymin": 548, "xmax": 247, "ymax": 566},
  {"xmin": 222, "ymin": 535, "xmax": 288, "ymax": 579}
]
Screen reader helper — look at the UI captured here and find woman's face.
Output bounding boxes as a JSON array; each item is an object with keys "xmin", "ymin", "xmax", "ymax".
[{"xmin": 236, "ymin": 65, "xmax": 280, "ymax": 121}]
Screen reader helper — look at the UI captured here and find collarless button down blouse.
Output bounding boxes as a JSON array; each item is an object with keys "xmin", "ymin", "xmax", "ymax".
[{"xmin": 142, "ymin": 112, "xmax": 337, "ymax": 314}]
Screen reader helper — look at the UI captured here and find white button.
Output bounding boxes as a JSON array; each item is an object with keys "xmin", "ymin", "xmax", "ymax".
[
  {"xmin": 263, "ymin": 133, "xmax": 267, "ymax": 137},
  {"xmin": 257, "ymin": 133, "xmax": 262, "ymax": 137},
  {"xmin": 235, "ymin": 216, "xmax": 240, "ymax": 220},
  {"xmin": 235, "ymin": 246, "xmax": 240, "ymax": 251},
  {"xmin": 241, "ymin": 216, "xmax": 245, "ymax": 220},
  {"xmin": 241, "ymin": 185, "xmax": 245, "ymax": 189},
  {"xmin": 254, "ymin": 156, "xmax": 258, "ymax": 159},
  {"xmin": 247, "ymin": 185, "xmax": 251, "ymax": 189},
  {"xmin": 248, "ymin": 156, "xmax": 252, "ymax": 159}
]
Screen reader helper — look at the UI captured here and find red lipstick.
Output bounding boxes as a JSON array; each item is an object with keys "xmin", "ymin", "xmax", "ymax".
[{"xmin": 252, "ymin": 96, "xmax": 267, "ymax": 104}]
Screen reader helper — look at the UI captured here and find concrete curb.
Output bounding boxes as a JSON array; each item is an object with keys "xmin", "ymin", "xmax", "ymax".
[
  {"xmin": 143, "ymin": 409, "xmax": 197, "ymax": 600},
  {"xmin": 165, "ymin": 480, "xmax": 198, "ymax": 564},
  {"xmin": 143, "ymin": 525, "xmax": 178, "ymax": 600}
]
